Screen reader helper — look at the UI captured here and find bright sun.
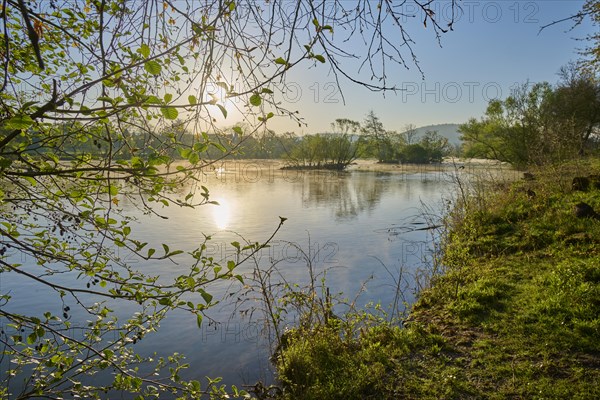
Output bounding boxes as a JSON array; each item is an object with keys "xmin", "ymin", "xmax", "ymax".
[{"xmin": 206, "ymin": 82, "xmax": 237, "ymax": 120}]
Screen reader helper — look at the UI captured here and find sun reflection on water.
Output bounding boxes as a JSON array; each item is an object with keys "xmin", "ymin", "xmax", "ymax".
[{"xmin": 211, "ymin": 197, "xmax": 232, "ymax": 229}]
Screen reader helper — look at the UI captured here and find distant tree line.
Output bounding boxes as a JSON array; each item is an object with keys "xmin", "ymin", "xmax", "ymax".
[
  {"xmin": 9, "ymin": 113, "xmax": 454, "ymax": 170},
  {"xmin": 238, "ymin": 111, "xmax": 452, "ymax": 168}
]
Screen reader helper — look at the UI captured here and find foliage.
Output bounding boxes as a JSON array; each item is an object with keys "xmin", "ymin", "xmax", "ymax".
[
  {"xmin": 285, "ymin": 119, "xmax": 361, "ymax": 169},
  {"xmin": 398, "ymin": 131, "xmax": 450, "ymax": 164},
  {"xmin": 231, "ymin": 131, "xmax": 299, "ymax": 160},
  {"xmin": 460, "ymin": 74, "xmax": 600, "ymax": 167},
  {"xmin": 359, "ymin": 111, "xmax": 398, "ymax": 162},
  {"xmin": 549, "ymin": 63, "xmax": 600, "ymax": 154},
  {"xmin": 356, "ymin": 112, "xmax": 451, "ymax": 164},
  {"xmin": 275, "ymin": 318, "xmax": 455, "ymax": 400},
  {"xmin": 0, "ymin": 0, "xmax": 460, "ymax": 398}
]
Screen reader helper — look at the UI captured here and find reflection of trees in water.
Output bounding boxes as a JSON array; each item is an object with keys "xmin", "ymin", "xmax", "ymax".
[{"xmin": 300, "ymin": 171, "xmax": 387, "ymax": 219}]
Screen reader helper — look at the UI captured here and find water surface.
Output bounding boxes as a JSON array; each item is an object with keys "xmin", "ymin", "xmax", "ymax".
[{"xmin": 2, "ymin": 160, "xmax": 462, "ymax": 392}]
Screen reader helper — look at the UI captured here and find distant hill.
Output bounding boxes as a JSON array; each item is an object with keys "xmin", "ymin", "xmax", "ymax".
[
  {"xmin": 404, "ymin": 123, "xmax": 462, "ymax": 146},
  {"xmin": 321, "ymin": 123, "xmax": 463, "ymax": 146}
]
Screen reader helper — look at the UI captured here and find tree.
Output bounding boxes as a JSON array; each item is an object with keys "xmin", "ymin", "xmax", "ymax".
[
  {"xmin": 549, "ymin": 63, "xmax": 600, "ymax": 154},
  {"xmin": 331, "ymin": 118, "xmax": 361, "ymax": 137},
  {"xmin": 398, "ymin": 130, "xmax": 449, "ymax": 164},
  {"xmin": 286, "ymin": 119, "xmax": 360, "ymax": 170},
  {"xmin": 420, "ymin": 130, "xmax": 450, "ymax": 162},
  {"xmin": 360, "ymin": 111, "xmax": 397, "ymax": 162},
  {"xmin": 460, "ymin": 72, "xmax": 600, "ymax": 167},
  {"xmin": 399, "ymin": 143, "xmax": 429, "ymax": 163},
  {"xmin": 0, "ymin": 1, "xmax": 457, "ymax": 398},
  {"xmin": 401, "ymin": 123, "xmax": 419, "ymax": 145},
  {"xmin": 459, "ymin": 82, "xmax": 558, "ymax": 167}
]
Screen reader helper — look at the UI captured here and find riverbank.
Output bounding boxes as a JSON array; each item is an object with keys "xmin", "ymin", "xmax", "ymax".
[{"xmin": 272, "ymin": 159, "xmax": 600, "ymax": 399}]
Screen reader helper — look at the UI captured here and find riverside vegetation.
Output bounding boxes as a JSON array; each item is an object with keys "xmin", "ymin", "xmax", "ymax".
[
  {"xmin": 268, "ymin": 159, "xmax": 600, "ymax": 399},
  {"xmin": 2, "ymin": 0, "xmax": 599, "ymax": 398}
]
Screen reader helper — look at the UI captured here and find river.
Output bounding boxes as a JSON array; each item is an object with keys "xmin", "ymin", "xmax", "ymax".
[{"xmin": 2, "ymin": 160, "xmax": 508, "ymax": 394}]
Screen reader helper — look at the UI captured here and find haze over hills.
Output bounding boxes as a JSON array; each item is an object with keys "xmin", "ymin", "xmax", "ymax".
[
  {"xmin": 406, "ymin": 123, "xmax": 462, "ymax": 146},
  {"xmin": 320, "ymin": 123, "xmax": 462, "ymax": 146}
]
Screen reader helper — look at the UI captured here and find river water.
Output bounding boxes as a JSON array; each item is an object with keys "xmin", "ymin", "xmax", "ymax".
[
  {"xmin": 125, "ymin": 160, "xmax": 457, "ymax": 387},
  {"xmin": 3, "ymin": 160, "xmax": 493, "ymax": 394}
]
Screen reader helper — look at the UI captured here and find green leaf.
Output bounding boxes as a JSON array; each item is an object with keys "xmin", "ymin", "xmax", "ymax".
[
  {"xmin": 108, "ymin": 185, "xmax": 119, "ymax": 196},
  {"xmin": 217, "ymin": 104, "xmax": 227, "ymax": 118},
  {"xmin": 147, "ymin": 248, "xmax": 156, "ymax": 258},
  {"xmin": 139, "ymin": 44, "xmax": 151, "ymax": 58},
  {"xmin": 188, "ymin": 152, "xmax": 200, "ymax": 164},
  {"xmin": 193, "ymin": 142, "xmax": 208, "ymax": 152},
  {"xmin": 196, "ymin": 313, "xmax": 203, "ymax": 328},
  {"xmin": 188, "ymin": 95, "xmax": 197, "ymax": 105},
  {"xmin": 21, "ymin": 100, "xmax": 38, "ymax": 110},
  {"xmin": 261, "ymin": 88, "xmax": 274, "ymax": 94},
  {"xmin": 145, "ymin": 95, "xmax": 161, "ymax": 104},
  {"xmin": 4, "ymin": 115, "xmax": 34, "ymax": 130},
  {"xmin": 164, "ymin": 93, "xmax": 173, "ymax": 103},
  {"xmin": 159, "ymin": 298, "xmax": 171, "ymax": 306},
  {"xmin": 274, "ymin": 57, "xmax": 287, "ymax": 65},
  {"xmin": 200, "ymin": 290, "xmax": 213, "ymax": 304},
  {"xmin": 97, "ymin": 96, "xmax": 114, "ymax": 103},
  {"xmin": 314, "ymin": 54, "xmax": 326, "ymax": 63},
  {"xmin": 232, "ymin": 126, "xmax": 243, "ymax": 135},
  {"xmin": 227, "ymin": 260, "xmax": 236, "ymax": 271},
  {"xmin": 0, "ymin": 157, "xmax": 12, "ymax": 170},
  {"xmin": 249, "ymin": 93, "xmax": 261, "ymax": 107},
  {"xmin": 211, "ymin": 142, "xmax": 227, "ymax": 152},
  {"xmin": 27, "ymin": 333, "xmax": 37, "ymax": 345},
  {"xmin": 144, "ymin": 60, "xmax": 162, "ymax": 76},
  {"xmin": 160, "ymin": 106, "xmax": 179, "ymax": 120},
  {"xmin": 178, "ymin": 147, "xmax": 191, "ymax": 159}
]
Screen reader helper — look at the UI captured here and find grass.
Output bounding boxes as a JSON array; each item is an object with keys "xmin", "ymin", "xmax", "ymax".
[{"xmin": 273, "ymin": 158, "xmax": 600, "ymax": 399}]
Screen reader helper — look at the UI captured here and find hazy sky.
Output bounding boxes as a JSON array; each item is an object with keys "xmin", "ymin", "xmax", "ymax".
[{"xmin": 242, "ymin": 0, "xmax": 596, "ymax": 135}]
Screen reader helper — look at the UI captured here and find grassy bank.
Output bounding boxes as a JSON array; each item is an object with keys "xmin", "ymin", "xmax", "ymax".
[{"xmin": 272, "ymin": 160, "xmax": 600, "ymax": 399}]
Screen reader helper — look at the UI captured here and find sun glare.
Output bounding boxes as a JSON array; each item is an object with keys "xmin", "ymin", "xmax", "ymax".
[
  {"xmin": 211, "ymin": 197, "xmax": 232, "ymax": 230},
  {"xmin": 206, "ymin": 82, "xmax": 237, "ymax": 120}
]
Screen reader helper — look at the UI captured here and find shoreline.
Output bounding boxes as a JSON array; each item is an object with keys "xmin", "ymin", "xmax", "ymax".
[
  {"xmin": 195, "ymin": 157, "xmax": 515, "ymax": 175},
  {"xmin": 273, "ymin": 159, "xmax": 600, "ymax": 399}
]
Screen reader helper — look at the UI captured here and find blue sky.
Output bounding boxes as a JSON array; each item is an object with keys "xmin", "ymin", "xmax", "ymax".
[{"xmin": 255, "ymin": 0, "xmax": 597, "ymax": 134}]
